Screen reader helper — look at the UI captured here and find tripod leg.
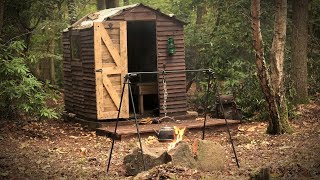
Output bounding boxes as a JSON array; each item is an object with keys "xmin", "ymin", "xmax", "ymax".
[
  {"xmin": 107, "ymin": 77, "xmax": 128, "ymax": 173},
  {"xmin": 128, "ymin": 80, "xmax": 146, "ymax": 171},
  {"xmin": 215, "ymin": 79, "xmax": 240, "ymax": 168},
  {"xmin": 202, "ymin": 72, "xmax": 212, "ymax": 140}
]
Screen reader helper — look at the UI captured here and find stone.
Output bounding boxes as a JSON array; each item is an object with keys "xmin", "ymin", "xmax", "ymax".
[
  {"xmin": 167, "ymin": 141, "xmax": 197, "ymax": 169},
  {"xmin": 193, "ymin": 139, "xmax": 226, "ymax": 172},
  {"xmin": 123, "ymin": 146, "xmax": 170, "ymax": 176}
]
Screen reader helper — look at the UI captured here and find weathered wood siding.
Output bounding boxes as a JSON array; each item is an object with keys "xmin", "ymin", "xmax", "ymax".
[
  {"xmin": 62, "ymin": 28, "xmax": 97, "ymax": 120},
  {"xmin": 80, "ymin": 28, "xmax": 97, "ymax": 119},
  {"xmin": 156, "ymin": 15, "xmax": 186, "ymax": 115},
  {"xmin": 62, "ymin": 32, "xmax": 73, "ymax": 113}
]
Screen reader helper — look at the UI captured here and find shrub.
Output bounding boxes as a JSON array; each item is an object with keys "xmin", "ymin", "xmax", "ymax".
[{"xmin": 0, "ymin": 41, "xmax": 58, "ymax": 120}]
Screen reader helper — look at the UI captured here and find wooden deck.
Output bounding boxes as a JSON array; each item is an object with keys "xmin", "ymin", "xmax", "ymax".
[{"xmin": 96, "ymin": 118, "xmax": 240, "ymax": 139}]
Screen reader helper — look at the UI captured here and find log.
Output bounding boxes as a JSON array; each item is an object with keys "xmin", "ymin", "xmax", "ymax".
[
  {"xmin": 167, "ymin": 141, "xmax": 197, "ymax": 169},
  {"xmin": 123, "ymin": 146, "xmax": 170, "ymax": 176},
  {"xmin": 193, "ymin": 139, "xmax": 226, "ymax": 171}
]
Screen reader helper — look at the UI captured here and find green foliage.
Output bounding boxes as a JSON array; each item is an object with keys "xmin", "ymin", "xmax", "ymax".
[
  {"xmin": 170, "ymin": 0, "xmax": 267, "ymax": 119},
  {"xmin": 0, "ymin": 41, "xmax": 58, "ymax": 120},
  {"xmin": 1, "ymin": 0, "xmax": 317, "ymax": 121},
  {"xmin": 309, "ymin": 0, "xmax": 320, "ymax": 97}
]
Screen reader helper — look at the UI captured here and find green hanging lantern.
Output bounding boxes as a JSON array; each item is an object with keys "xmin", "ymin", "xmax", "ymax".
[{"xmin": 167, "ymin": 37, "xmax": 176, "ymax": 55}]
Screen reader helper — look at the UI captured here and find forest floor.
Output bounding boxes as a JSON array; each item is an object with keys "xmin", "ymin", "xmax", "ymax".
[{"xmin": 0, "ymin": 100, "xmax": 319, "ymax": 179}]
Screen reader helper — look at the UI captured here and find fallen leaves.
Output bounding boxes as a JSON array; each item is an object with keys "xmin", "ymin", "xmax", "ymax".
[
  {"xmin": 19, "ymin": 142, "xmax": 30, "ymax": 149},
  {"xmin": 36, "ymin": 160, "xmax": 42, "ymax": 165},
  {"xmin": 69, "ymin": 135, "xmax": 78, "ymax": 139},
  {"xmin": 144, "ymin": 136, "xmax": 158, "ymax": 145},
  {"xmin": 80, "ymin": 147, "xmax": 87, "ymax": 156},
  {"xmin": 247, "ymin": 126, "xmax": 256, "ymax": 132},
  {"xmin": 0, "ymin": 171, "xmax": 9, "ymax": 177},
  {"xmin": 0, "ymin": 103, "xmax": 319, "ymax": 179},
  {"xmin": 279, "ymin": 145, "xmax": 292, "ymax": 150},
  {"xmin": 48, "ymin": 147, "xmax": 67, "ymax": 154}
]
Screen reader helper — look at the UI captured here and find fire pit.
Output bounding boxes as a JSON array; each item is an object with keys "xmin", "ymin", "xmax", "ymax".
[{"xmin": 123, "ymin": 127, "xmax": 226, "ymax": 176}]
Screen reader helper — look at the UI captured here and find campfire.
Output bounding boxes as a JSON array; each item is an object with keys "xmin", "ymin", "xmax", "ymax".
[{"xmin": 167, "ymin": 126, "xmax": 186, "ymax": 151}]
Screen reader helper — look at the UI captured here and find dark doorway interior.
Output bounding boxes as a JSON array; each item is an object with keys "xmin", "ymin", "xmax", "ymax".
[{"xmin": 127, "ymin": 21, "xmax": 159, "ymax": 116}]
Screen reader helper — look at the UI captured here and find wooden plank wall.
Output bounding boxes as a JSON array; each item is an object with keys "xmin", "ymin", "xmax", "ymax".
[
  {"xmin": 62, "ymin": 28, "xmax": 97, "ymax": 120},
  {"xmin": 156, "ymin": 15, "xmax": 187, "ymax": 116},
  {"xmin": 80, "ymin": 28, "xmax": 97, "ymax": 119},
  {"xmin": 62, "ymin": 32, "xmax": 73, "ymax": 113}
]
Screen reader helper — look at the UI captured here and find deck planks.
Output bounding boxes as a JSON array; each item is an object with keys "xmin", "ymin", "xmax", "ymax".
[{"xmin": 96, "ymin": 118, "xmax": 240, "ymax": 138}]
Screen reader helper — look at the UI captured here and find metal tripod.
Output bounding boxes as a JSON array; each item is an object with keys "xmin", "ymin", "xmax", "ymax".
[
  {"xmin": 106, "ymin": 69, "xmax": 211, "ymax": 173},
  {"xmin": 201, "ymin": 71, "xmax": 240, "ymax": 168},
  {"xmin": 106, "ymin": 68, "xmax": 239, "ymax": 173},
  {"xmin": 106, "ymin": 73, "xmax": 146, "ymax": 173}
]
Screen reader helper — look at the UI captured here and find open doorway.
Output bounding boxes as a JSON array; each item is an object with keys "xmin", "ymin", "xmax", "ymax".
[{"xmin": 127, "ymin": 21, "xmax": 159, "ymax": 116}]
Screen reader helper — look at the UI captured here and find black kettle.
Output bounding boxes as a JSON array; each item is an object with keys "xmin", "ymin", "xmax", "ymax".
[{"xmin": 153, "ymin": 126, "xmax": 175, "ymax": 141}]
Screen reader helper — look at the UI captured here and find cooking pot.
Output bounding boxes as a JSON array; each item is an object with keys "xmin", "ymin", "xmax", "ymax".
[{"xmin": 153, "ymin": 126, "xmax": 175, "ymax": 141}]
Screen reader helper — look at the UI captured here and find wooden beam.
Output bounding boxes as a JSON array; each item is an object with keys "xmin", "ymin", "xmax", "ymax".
[
  {"xmin": 97, "ymin": 23, "xmax": 122, "ymax": 67},
  {"xmin": 94, "ymin": 23, "xmax": 104, "ymax": 119},
  {"xmin": 102, "ymin": 72, "xmax": 120, "ymax": 109}
]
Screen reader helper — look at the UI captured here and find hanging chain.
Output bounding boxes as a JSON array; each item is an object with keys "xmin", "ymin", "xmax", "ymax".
[{"xmin": 162, "ymin": 72, "xmax": 168, "ymax": 117}]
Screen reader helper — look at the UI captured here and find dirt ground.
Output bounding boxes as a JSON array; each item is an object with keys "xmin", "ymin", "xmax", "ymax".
[{"xmin": 0, "ymin": 102, "xmax": 319, "ymax": 179}]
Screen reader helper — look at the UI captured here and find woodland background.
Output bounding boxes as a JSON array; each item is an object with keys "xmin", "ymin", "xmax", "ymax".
[
  {"xmin": 0, "ymin": 0, "xmax": 319, "ymax": 122},
  {"xmin": 0, "ymin": 1, "xmax": 320, "ymax": 179}
]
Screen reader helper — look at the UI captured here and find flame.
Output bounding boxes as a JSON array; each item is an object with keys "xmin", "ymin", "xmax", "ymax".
[{"xmin": 168, "ymin": 126, "xmax": 186, "ymax": 151}]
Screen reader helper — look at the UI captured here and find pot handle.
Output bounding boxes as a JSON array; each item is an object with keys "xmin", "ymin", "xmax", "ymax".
[{"xmin": 153, "ymin": 128, "xmax": 159, "ymax": 137}]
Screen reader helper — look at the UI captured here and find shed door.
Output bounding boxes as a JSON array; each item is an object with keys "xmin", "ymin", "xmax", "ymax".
[{"xmin": 94, "ymin": 21, "xmax": 129, "ymax": 120}]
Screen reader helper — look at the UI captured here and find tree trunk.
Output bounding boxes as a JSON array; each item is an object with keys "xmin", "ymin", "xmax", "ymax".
[
  {"xmin": 251, "ymin": 0, "xmax": 292, "ymax": 134},
  {"xmin": 292, "ymin": 0, "xmax": 309, "ymax": 104},
  {"xmin": 269, "ymin": 0, "xmax": 291, "ymax": 134},
  {"xmin": 186, "ymin": 3, "xmax": 206, "ymax": 92},
  {"xmin": 40, "ymin": 39, "xmax": 55, "ymax": 84},
  {"xmin": 97, "ymin": 0, "xmax": 106, "ymax": 10},
  {"xmin": 67, "ymin": 0, "xmax": 77, "ymax": 25},
  {"xmin": 49, "ymin": 39, "xmax": 56, "ymax": 84},
  {"xmin": 0, "ymin": 0, "xmax": 4, "ymax": 37},
  {"xmin": 105, "ymin": 0, "xmax": 118, "ymax": 9},
  {"xmin": 40, "ymin": 59, "xmax": 51, "ymax": 82}
]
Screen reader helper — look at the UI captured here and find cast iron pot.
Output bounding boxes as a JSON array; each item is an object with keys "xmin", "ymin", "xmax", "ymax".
[{"xmin": 153, "ymin": 126, "xmax": 175, "ymax": 141}]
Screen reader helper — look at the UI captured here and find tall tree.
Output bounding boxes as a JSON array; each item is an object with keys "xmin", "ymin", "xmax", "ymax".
[
  {"xmin": 97, "ymin": 0, "xmax": 106, "ymax": 10},
  {"xmin": 97, "ymin": 0, "xmax": 118, "ymax": 10},
  {"xmin": 105, "ymin": 0, "xmax": 119, "ymax": 9},
  {"xmin": 291, "ymin": 0, "xmax": 309, "ymax": 104},
  {"xmin": 186, "ymin": 1, "xmax": 207, "ymax": 91},
  {"xmin": 67, "ymin": 0, "xmax": 77, "ymax": 25},
  {"xmin": 251, "ymin": 0, "xmax": 292, "ymax": 134},
  {"xmin": 0, "ymin": 0, "xmax": 4, "ymax": 36}
]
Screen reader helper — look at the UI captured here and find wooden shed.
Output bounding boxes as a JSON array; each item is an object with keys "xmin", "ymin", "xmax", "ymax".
[{"xmin": 62, "ymin": 3, "xmax": 187, "ymax": 120}]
